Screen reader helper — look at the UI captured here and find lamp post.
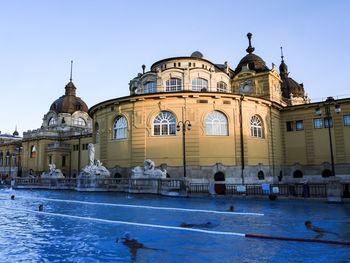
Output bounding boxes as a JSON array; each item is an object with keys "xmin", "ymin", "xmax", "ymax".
[
  {"xmin": 315, "ymin": 97, "xmax": 341, "ymax": 177},
  {"xmin": 176, "ymin": 120, "xmax": 191, "ymax": 177}
]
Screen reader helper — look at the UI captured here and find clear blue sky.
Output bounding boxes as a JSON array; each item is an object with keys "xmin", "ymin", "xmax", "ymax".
[{"xmin": 1, "ymin": 0, "xmax": 349, "ymax": 135}]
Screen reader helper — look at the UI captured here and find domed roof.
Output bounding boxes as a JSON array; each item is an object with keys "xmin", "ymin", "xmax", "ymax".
[
  {"xmin": 50, "ymin": 81, "xmax": 88, "ymax": 114},
  {"xmin": 235, "ymin": 33, "xmax": 269, "ymax": 74},
  {"xmin": 279, "ymin": 48, "xmax": 305, "ymax": 98},
  {"xmin": 235, "ymin": 53, "xmax": 269, "ymax": 73},
  {"xmin": 281, "ymin": 76, "xmax": 305, "ymax": 98},
  {"xmin": 191, "ymin": 51, "xmax": 204, "ymax": 59}
]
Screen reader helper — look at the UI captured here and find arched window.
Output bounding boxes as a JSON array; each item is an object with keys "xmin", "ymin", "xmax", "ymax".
[
  {"xmin": 251, "ymin": 115, "xmax": 263, "ymax": 138},
  {"xmin": 153, "ymin": 111, "xmax": 176, "ymax": 136},
  {"xmin": 30, "ymin": 145, "xmax": 36, "ymax": 158},
  {"xmin": 48, "ymin": 117, "xmax": 56, "ymax": 126},
  {"xmin": 144, "ymin": 82, "xmax": 156, "ymax": 94},
  {"xmin": 5, "ymin": 151, "xmax": 10, "ymax": 166},
  {"xmin": 192, "ymin": 78, "xmax": 208, "ymax": 91},
  {"xmin": 206, "ymin": 111, "xmax": 228, "ymax": 136},
  {"xmin": 73, "ymin": 117, "xmax": 86, "ymax": 126},
  {"xmin": 113, "ymin": 116, "xmax": 127, "ymax": 139},
  {"xmin": 166, "ymin": 78, "xmax": 182, "ymax": 91},
  {"xmin": 0, "ymin": 152, "xmax": 2, "ymax": 166},
  {"xmin": 293, "ymin": 170, "xmax": 303, "ymax": 178},
  {"xmin": 95, "ymin": 123, "xmax": 100, "ymax": 143},
  {"xmin": 258, "ymin": 171, "xmax": 265, "ymax": 180},
  {"xmin": 217, "ymin": 81, "xmax": 228, "ymax": 92}
]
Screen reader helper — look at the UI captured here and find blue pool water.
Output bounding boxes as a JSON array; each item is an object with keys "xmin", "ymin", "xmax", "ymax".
[{"xmin": 0, "ymin": 189, "xmax": 349, "ymax": 263}]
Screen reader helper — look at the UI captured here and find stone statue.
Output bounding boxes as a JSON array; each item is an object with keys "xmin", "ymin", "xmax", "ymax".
[
  {"xmin": 41, "ymin": 163, "xmax": 64, "ymax": 178},
  {"xmin": 79, "ymin": 145, "xmax": 110, "ymax": 178},
  {"xmin": 131, "ymin": 159, "xmax": 167, "ymax": 179},
  {"xmin": 88, "ymin": 143, "xmax": 95, "ymax": 166}
]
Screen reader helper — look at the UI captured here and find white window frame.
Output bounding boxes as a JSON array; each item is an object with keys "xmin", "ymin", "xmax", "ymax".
[
  {"xmin": 166, "ymin": 78, "xmax": 182, "ymax": 91},
  {"xmin": 192, "ymin": 78, "xmax": 208, "ymax": 91},
  {"xmin": 251, "ymin": 115, "xmax": 263, "ymax": 138},
  {"xmin": 144, "ymin": 82, "xmax": 156, "ymax": 94},
  {"xmin": 113, "ymin": 116, "xmax": 127, "ymax": 139},
  {"xmin": 153, "ymin": 111, "xmax": 176, "ymax": 136},
  {"xmin": 206, "ymin": 111, "xmax": 228, "ymax": 136}
]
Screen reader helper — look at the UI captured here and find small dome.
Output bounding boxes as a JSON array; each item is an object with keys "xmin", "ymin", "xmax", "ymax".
[
  {"xmin": 235, "ymin": 53, "xmax": 269, "ymax": 73},
  {"xmin": 235, "ymin": 33, "xmax": 269, "ymax": 74},
  {"xmin": 191, "ymin": 51, "xmax": 204, "ymax": 59},
  {"xmin": 50, "ymin": 81, "xmax": 88, "ymax": 114},
  {"xmin": 13, "ymin": 130, "xmax": 19, "ymax": 136},
  {"xmin": 281, "ymin": 77, "xmax": 305, "ymax": 98}
]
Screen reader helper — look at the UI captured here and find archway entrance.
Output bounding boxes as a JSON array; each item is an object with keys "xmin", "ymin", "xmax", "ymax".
[{"xmin": 214, "ymin": 172, "xmax": 226, "ymax": 195}]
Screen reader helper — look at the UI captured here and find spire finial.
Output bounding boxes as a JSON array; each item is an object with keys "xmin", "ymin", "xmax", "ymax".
[
  {"xmin": 246, "ymin": 32, "xmax": 255, "ymax": 54},
  {"xmin": 142, "ymin": 64, "xmax": 146, "ymax": 74},
  {"xmin": 70, "ymin": 60, "xmax": 73, "ymax": 82},
  {"xmin": 280, "ymin": 46, "xmax": 284, "ymax": 62}
]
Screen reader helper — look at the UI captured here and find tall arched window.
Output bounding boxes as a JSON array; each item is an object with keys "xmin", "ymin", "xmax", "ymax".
[
  {"xmin": 144, "ymin": 82, "xmax": 156, "ymax": 93},
  {"xmin": 217, "ymin": 81, "xmax": 228, "ymax": 92},
  {"xmin": 251, "ymin": 115, "xmax": 263, "ymax": 138},
  {"xmin": 153, "ymin": 111, "xmax": 176, "ymax": 136},
  {"xmin": 0, "ymin": 152, "xmax": 3, "ymax": 166},
  {"xmin": 48, "ymin": 117, "xmax": 56, "ymax": 126},
  {"xmin": 113, "ymin": 116, "xmax": 127, "ymax": 139},
  {"xmin": 166, "ymin": 78, "xmax": 182, "ymax": 91},
  {"xmin": 206, "ymin": 111, "xmax": 228, "ymax": 136},
  {"xmin": 30, "ymin": 145, "xmax": 36, "ymax": 158},
  {"xmin": 95, "ymin": 123, "xmax": 100, "ymax": 143},
  {"xmin": 192, "ymin": 78, "xmax": 208, "ymax": 91},
  {"xmin": 73, "ymin": 117, "xmax": 86, "ymax": 126},
  {"xmin": 5, "ymin": 151, "xmax": 10, "ymax": 166}
]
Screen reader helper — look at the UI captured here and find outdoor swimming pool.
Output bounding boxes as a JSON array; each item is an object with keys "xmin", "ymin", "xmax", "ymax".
[{"xmin": 0, "ymin": 189, "xmax": 349, "ymax": 263}]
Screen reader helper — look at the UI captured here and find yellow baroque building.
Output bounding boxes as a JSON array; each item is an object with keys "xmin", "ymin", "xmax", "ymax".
[{"xmin": 1, "ymin": 33, "xmax": 350, "ymax": 184}]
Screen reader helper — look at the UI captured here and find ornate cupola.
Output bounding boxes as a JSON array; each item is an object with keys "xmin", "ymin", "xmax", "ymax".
[
  {"xmin": 49, "ymin": 61, "xmax": 88, "ymax": 114},
  {"xmin": 235, "ymin": 33, "xmax": 269, "ymax": 74},
  {"xmin": 279, "ymin": 47, "xmax": 309, "ymax": 105}
]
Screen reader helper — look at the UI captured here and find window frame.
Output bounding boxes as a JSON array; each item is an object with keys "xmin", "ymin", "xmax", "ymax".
[
  {"xmin": 206, "ymin": 111, "xmax": 228, "ymax": 136},
  {"xmin": 192, "ymin": 78, "xmax": 208, "ymax": 92},
  {"xmin": 48, "ymin": 117, "xmax": 56, "ymax": 126},
  {"xmin": 73, "ymin": 117, "xmax": 86, "ymax": 126},
  {"xmin": 165, "ymin": 78, "xmax": 182, "ymax": 92},
  {"xmin": 251, "ymin": 115, "xmax": 263, "ymax": 138},
  {"xmin": 216, "ymin": 81, "xmax": 228, "ymax": 93},
  {"xmin": 314, "ymin": 118, "xmax": 323, "ymax": 129},
  {"xmin": 295, "ymin": 120, "xmax": 304, "ymax": 131},
  {"xmin": 30, "ymin": 146, "xmax": 36, "ymax": 158},
  {"xmin": 153, "ymin": 111, "xmax": 176, "ymax": 136},
  {"xmin": 113, "ymin": 116, "xmax": 128, "ymax": 140},
  {"xmin": 143, "ymin": 81, "xmax": 156, "ymax": 94},
  {"xmin": 344, "ymin": 115, "xmax": 350, "ymax": 126}
]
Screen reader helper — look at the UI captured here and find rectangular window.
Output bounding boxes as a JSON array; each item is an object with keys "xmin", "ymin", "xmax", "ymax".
[
  {"xmin": 324, "ymin": 117, "xmax": 333, "ymax": 128},
  {"xmin": 178, "ymin": 62, "xmax": 181, "ymax": 67},
  {"xmin": 286, "ymin": 121, "xmax": 294, "ymax": 132},
  {"xmin": 314, "ymin": 118, "xmax": 323, "ymax": 129},
  {"xmin": 62, "ymin": 156, "xmax": 66, "ymax": 167},
  {"xmin": 193, "ymin": 63, "xmax": 196, "ymax": 67},
  {"xmin": 188, "ymin": 62, "xmax": 191, "ymax": 67},
  {"xmin": 49, "ymin": 155, "xmax": 52, "ymax": 164},
  {"xmin": 344, "ymin": 115, "xmax": 350, "ymax": 126},
  {"xmin": 173, "ymin": 63, "xmax": 176, "ymax": 67},
  {"xmin": 296, "ymin": 120, "xmax": 304, "ymax": 131}
]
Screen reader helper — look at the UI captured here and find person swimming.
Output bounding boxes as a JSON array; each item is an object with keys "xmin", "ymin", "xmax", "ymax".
[
  {"xmin": 116, "ymin": 232, "xmax": 160, "ymax": 262},
  {"xmin": 11, "ymin": 195, "xmax": 15, "ymax": 200},
  {"xmin": 229, "ymin": 205, "xmax": 234, "ymax": 212},
  {"xmin": 305, "ymin": 221, "xmax": 341, "ymax": 239},
  {"xmin": 180, "ymin": 222, "xmax": 215, "ymax": 228},
  {"xmin": 38, "ymin": 204, "xmax": 43, "ymax": 211}
]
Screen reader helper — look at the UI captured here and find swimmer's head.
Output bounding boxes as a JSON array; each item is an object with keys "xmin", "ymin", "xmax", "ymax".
[
  {"xmin": 39, "ymin": 204, "xmax": 43, "ymax": 211},
  {"xmin": 11, "ymin": 195, "xmax": 15, "ymax": 200},
  {"xmin": 123, "ymin": 232, "xmax": 131, "ymax": 240},
  {"xmin": 304, "ymin": 221, "xmax": 312, "ymax": 227}
]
